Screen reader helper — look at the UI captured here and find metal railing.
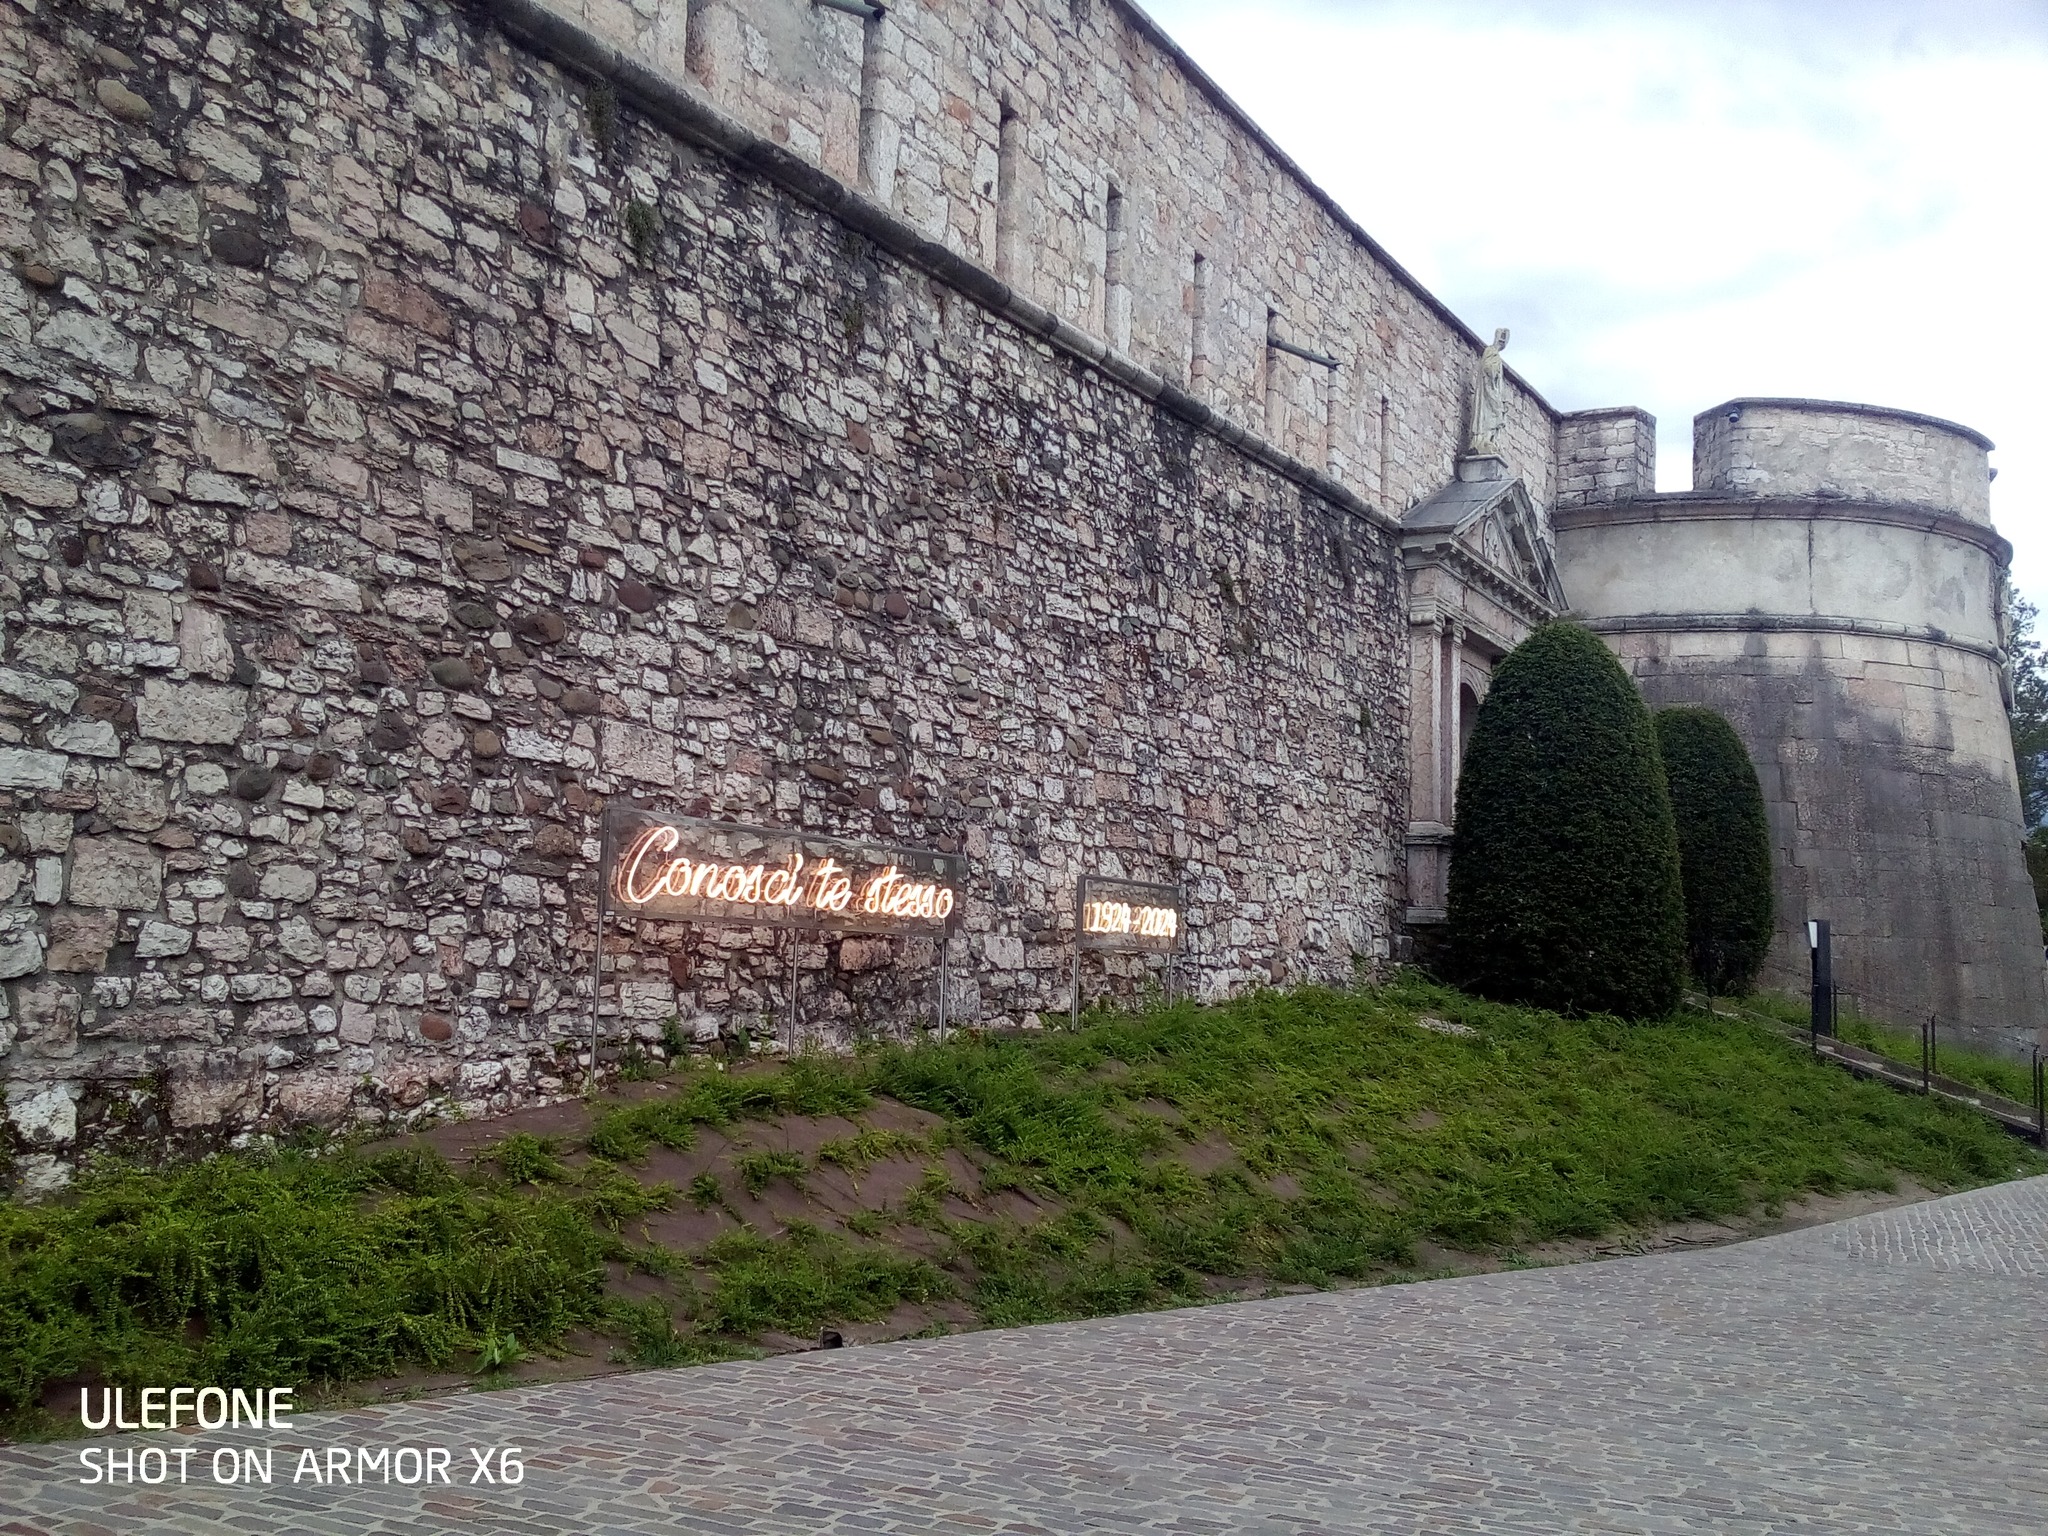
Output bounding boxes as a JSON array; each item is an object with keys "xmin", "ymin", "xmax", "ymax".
[{"xmin": 1693, "ymin": 989, "xmax": 2047, "ymax": 1148}]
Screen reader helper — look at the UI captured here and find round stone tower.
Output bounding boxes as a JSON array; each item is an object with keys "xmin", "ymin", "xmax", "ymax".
[{"xmin": 1555, "ymin": 398, "xmax": 2045, "ymax": 1057}]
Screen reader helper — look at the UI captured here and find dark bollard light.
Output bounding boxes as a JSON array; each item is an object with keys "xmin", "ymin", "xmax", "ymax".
[{"xmin": 1807, "ymin": 919, "xmax": 1833, "ymax": 1048}]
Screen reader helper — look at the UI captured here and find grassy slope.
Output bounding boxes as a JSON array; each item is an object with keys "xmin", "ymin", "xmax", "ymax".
[
  {"xmin": 1738, "ymin": 990, "xmax": 2041, "ymax": 1105},
  {"xmin": 3, "ymin": 976, "xmax": 2038, "ymax": 1437}
]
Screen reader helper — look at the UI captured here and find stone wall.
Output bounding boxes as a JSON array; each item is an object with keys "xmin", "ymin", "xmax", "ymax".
[
  {"xmin": 1555, "ymin": 407, "xmax": 1655, "ymax": 509},
  {"xmin": 1611, "ymin": 630, "xmax": 2042, "ymax": 1061},
  {"xmin": 1692, "ymin": 398, "xmax": 1994, "ymax": 524},
  {"xmin": 1558, "ymin": 401, "xmax": 2043, "ymax": 1058},
  {"xmin": 516, "ymin": 0, "xmax": 1563, "ymax": 514},
  {"xmin": 0, "ymin": 0, "xmax": 1409, "ymax": 1188}
]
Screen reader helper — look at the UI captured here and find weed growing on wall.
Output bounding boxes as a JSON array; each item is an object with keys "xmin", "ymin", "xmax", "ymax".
[{"xmin": 624, "ymin": 198, "xmax": 660, "ymax": 264}]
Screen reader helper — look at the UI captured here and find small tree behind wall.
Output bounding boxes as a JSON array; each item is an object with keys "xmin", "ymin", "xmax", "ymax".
[
  {"xmin": 1654, "ymin": 706, "xmax": 1775, "ymax": 994},
  {"xmin": 1447, "ymin": 622, "xmax": 1685, "ymax": 1018}
]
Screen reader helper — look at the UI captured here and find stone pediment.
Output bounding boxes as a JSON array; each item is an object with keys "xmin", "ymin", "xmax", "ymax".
[{"xmin": 1402, "ymin": 458, "xmax": 1567, "ymax": 610}]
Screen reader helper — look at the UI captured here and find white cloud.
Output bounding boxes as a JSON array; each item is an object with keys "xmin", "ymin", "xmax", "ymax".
[{"xmin": 1142, "ymin": 0, "xmax": 2048, "ymax": 604}]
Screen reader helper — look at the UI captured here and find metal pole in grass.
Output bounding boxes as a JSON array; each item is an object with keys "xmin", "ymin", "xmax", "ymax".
[
  {"xmin": 786, "ymin": 928, "xmax": 799, "ymax": 1057},
  {"xmin": 2034, "ymin": 1048, "xmax": 2045, "ymax": 1148},
  {"xmin": 1922, "ymin": 1014, "xmax": 1933, "ymax": 1093},
  {"xmin": 587, "ymin": 807, "xmax": 614, "ymax": 1097},
  {"xmin": 1807, "ymin": 919, "xmax": 1831, "ymax": 1055}
]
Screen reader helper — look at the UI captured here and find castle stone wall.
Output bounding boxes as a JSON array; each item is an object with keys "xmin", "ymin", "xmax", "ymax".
[
  {"xmin": 1555, "ymin": 407, "xmax": 1655, "ymax": 509},
  {"xmin": 1608, "ymin": 629, "xmax": 2041, "ymax": 1060},
  {"xmin": 0, "ymin": 0, "xmax": 1409, "ymax": 1187},
  {"xmin": 517, "ymin": 0, "xmax": 1562, "ymax": 514},
  {"xmin": 1692, "ymin": 398, "xmax": 1994, "ymax": 524},
  {"xmin": 1556, "ymin": 503, "xmax": 2005, "ymax": 651}
]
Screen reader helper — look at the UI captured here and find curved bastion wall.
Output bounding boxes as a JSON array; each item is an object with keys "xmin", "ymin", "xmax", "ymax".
[{"xmin": 1557, "ymin": 400, "xmax": 2045, "ymax": 1058}]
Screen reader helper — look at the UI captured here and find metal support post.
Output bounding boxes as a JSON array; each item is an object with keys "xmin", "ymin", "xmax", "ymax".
[
  {"xmin": 785, "ymin": 930, "xmax": 799, "ymax": 1056},
  {"xmin": 1807, "ymin": 919, "xmax": 1832, "ymax": 1051},
  {"xmin": 587, "ymin": 813, "xmax": 614, "ymax": 1095}
]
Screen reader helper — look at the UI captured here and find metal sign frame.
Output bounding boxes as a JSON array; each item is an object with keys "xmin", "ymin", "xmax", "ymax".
[
  {"xmin": 605, "ymin": 808, "xmax": 966, "ymax": 934},
  {"xmin": 1070, "ymin": 872, "xmax": 1186, "ymax": 1027},
  {"xmin": 591, "ymin": 809, "xmax": 967, "ymax": 1082}
]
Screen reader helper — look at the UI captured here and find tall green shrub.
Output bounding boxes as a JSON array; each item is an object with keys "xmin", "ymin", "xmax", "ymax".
[
  {"xmin": 1447, "ymin": 622, "xmax": 1684, "ymax": 1017},
  {"xmin": 1654, "ymin": 705, "xmax": 1775, "ymax": 993}
]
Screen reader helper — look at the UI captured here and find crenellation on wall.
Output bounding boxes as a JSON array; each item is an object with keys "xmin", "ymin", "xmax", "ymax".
[
  {"xmin": 1692, "ymin": 398, "xmax": 1994, "ymax": 523},
  {"xmin": 1555, "ymin": 407, "xmax": 1655, "ymax": 509}
]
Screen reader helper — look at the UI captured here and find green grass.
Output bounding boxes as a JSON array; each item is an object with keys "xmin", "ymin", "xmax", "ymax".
[
  {"xmin": 693, "ymin": 1224, "xmax": 948, "ymax": 1336},
  {"xmin": 3, "ymin": 975, "xmax": 2037, "ymax": 1438},
  {"xmin": 0, "ymin": 1144, "xmax": 622, "ymax": 1433},
  {"xmin": 734, "ymin": 1150, "xmax": 808, "ymax": 1196}
]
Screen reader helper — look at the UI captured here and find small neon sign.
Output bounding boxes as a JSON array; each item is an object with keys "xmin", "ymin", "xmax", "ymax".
[{"xmin": 1075, "ymin": 873, "xmax": 1185, "ymax": 953}]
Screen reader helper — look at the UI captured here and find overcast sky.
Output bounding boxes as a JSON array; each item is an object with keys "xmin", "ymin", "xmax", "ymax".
[{"xmin": 1142, "ymin": 0, "xmax": 2048, "ymax": 610}]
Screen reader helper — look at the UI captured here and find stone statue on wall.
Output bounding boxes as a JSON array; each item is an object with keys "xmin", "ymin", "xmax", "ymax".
[{"xmin": 1464, "ymin": 327, "xmax": 1510, "ymax": 456}]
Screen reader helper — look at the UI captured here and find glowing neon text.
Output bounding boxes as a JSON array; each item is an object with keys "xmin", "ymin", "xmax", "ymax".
[
  {"xmin": 1081, "ymin": 900, "xmax": 1180, "ymax": 941},
  {"xmin": 613, "ymin": 825, "xmax": 955, "ymax": 923}
]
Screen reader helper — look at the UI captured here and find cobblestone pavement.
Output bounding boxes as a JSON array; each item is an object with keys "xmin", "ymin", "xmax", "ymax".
[{"xmin": 4, "ymin": 1177, "xmax": 2044, "ymax": 1535}]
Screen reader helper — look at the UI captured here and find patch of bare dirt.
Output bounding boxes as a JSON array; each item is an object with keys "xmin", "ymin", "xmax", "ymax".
[{"xmin": 1177, "ymin": 1132, "xmax": 1237, "ymax": 1176}]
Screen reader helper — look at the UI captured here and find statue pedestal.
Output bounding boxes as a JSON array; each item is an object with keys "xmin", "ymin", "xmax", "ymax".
[{"xmin": 1456, "ymin": 453, "xmax": 1509, "ymax": 483}]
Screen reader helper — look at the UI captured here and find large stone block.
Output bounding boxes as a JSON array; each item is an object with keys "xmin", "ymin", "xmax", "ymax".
[
  {"xmin": 5, "ymin": 1083, "xmax": 77, "ymax": 1147},
  {"xmin": 34, "ymin": 310, "xmax": 138, "ymax": 374},
  {"xmin": 166, "ymin": 1050, "xmax": 263, "ymax": 1129},
  {"xmin": 97, "ymin": 768, "xmax": 170, "ymax": 831},
  {"xmin": 45, "ymin": 908, "xmax": 117, "ymax": 972},
  {"xmin": 177, "ymin": 605, "xmax": 237, "ymax": 681},
  {"xmin": 0, "ymin": 749, "xmax": 68, "ymax": 790},
  {"xmin": 137, "ymin": 679, "xmax": 248, "ymax": 743},
  {"xmin": 0, "ymin": 667, "xmax": 80, "ymax": 712},
  {"xmin": 0, "ymin": 929, "xmax": 44, "ymax": 979},
  {"xmin": 273, "ymin": 1072, "xmax": 356, "ymax": 1125},
  {"xmin": 68, "ymin": 837, "xmax": 163, "ymax": 910},
  {"xmin": 226, "ymin": 552, "xmax": 363, "ymax": 612}
]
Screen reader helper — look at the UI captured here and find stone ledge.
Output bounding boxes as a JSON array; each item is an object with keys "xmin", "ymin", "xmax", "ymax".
[
  {"xmin": 1552, "ymin": 493, "xmax": 2013, "ymax": 565},
  {"xmin": 1581, "ymin": 612, "xmax": 2004, "ymax": 666}
]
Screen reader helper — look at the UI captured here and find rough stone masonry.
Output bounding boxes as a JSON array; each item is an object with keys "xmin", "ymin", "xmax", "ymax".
[
  {"xmin": 0, "ymin": 0, "xmax": 1410, "ymax": 1188},
  {"xmin": 4, "ymin": 0, "xmax": 2042, "ymax": 1189}
]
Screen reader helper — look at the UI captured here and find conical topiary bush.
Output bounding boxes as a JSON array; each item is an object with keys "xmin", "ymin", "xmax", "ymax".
[
  {"xmin": 1447, "ymin": 621, "xmax": 1685, "ymax": 1017},
  {"xmin": 1654, "ymin": 705, "xmax": 1775, "ymax": 994}
]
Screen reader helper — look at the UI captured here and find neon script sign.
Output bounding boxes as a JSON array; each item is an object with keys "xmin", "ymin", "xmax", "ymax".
[
  {"xmin": 1076, "ymin": 873, "xmax": 1185, "ymax": 953},
  {"xmin": 606, "ymin": 812, "xmax": 964, "ymax": 934}
]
